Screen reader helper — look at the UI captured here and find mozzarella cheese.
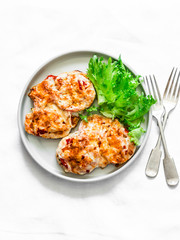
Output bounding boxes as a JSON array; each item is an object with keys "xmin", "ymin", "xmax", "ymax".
[
  {"xmin": 25, "ymin": 103, "xmax": 72, "ymax": 138},
  {"xmin": 56, "ymin": 115, "xmax": 136, "ymax": 174},
  {"xmin": 25, "ymin": 70, "xmax": 95, "ymax": 139},
  {"xmin": 28, "ymin": 71, "xmax": 95, "ymax": 111}
]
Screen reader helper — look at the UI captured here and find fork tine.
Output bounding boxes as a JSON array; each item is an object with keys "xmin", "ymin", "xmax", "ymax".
[
  {"xmin": 167, "ymin": 68, "xmax": 178, "ymax": 98},
  {"xmin": 163, "ymin": 67, "xmax": 175, "ymax": 98},
  {"xmin": 153, "ymin": 75, "xmax": 162, "ymax": 102},
  {"xmin": 150, "ymin": 75, "xmax": 158, "ymax": 101},
  {"xmin": 172, "ymin": 71, "xmax": 180, "ymax": 100},
  {"xmin": 176, "ymin": 81, "xmax": 180, "ymax": 100}
]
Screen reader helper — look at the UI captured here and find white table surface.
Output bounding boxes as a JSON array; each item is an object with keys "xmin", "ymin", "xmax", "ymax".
[{"xmin": 1, "ymin": 0, "xmax": 180, "ymax": 239}]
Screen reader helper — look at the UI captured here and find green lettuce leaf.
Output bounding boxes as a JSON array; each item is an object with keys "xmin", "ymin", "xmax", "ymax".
[
  {"xmin": 87, "ymin": 55, "xmax": 156, "ymax": 145},
  {"xmin": 86, "ymin": 105, "xmax": 99, "ymax": 113},
  {"xmin": 128, "ymin": 127, "xmax": 146, "ymax": 145},
  {"xmin": 79, "ymin": 114, "xmax": 88, "ymax": 122}
]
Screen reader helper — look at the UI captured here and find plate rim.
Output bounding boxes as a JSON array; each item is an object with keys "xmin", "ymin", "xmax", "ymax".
[{"xmin": 17, "ymin": 49, "xmax": 152, "ymax": 183}]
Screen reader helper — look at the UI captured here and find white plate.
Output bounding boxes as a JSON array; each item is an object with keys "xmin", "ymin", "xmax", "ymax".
[{"xmin": 18, "ymin": 50, "xmax": 152, "ymax": 182}]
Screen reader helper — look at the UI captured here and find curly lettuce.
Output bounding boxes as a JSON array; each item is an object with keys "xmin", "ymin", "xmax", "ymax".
[{"xmin": 87, "ymin": 55, "xmax": 155, "ymax": 145}]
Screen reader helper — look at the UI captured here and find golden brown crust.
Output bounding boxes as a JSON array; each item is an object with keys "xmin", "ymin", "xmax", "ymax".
[
  {"xmin": 56, "ymin": 114, "xmax": 136, "ymax": 174},
  {"xmin": 80, "ymin": 115, "xmax": 135, "ymax": 165},
  {"xmin": 28, "ymin": 71, "xmax": 95, "ymax": 111},
  {"xmin": 25, "ymin": 103, "xmax": 73, "ymax": 139},
  {"xmin": 71, "ymin": 115, "xmax": 80, "ymax": 128},
  {"xmin": 28, "ymin": 75, "xmax": 57, "ymax": 108},
  {"xmin": 25, "ymin": 70, "xmax": 95, "ymax": 139}
]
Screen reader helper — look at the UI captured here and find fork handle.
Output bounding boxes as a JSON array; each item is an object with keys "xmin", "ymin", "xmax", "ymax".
[
  {"xmin": 163, "ymin": 156, "xmax": 179, "ymax": 186},
  {"xmin": 145, "ymin": 112, "xmax": 168, "ymax": 177},
  {"xmin": 157, "ymin": 118, "xmax": 179, "ymax": 186},
  {"xmin": 145, "ymin": 146, "xmax": 162, "ymax": 177}
]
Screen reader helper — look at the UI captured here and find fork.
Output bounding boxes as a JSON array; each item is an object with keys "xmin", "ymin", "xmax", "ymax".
[
  {"xmin": 144, "ymin": 75, "xmax": 179, "ymax": 186},
  {"xmin": 145, "ymin": 69, "xmax": 180, "ymax": 179}
]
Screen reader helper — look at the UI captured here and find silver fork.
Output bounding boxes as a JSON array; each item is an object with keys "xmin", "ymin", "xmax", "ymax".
[
  {"xmin": 145, "ymin": 69, "xmax": 180, "ymax": 179},
  {"xmin": 144, "ymin": 75, "xmax": 179, "ymax": 186}
]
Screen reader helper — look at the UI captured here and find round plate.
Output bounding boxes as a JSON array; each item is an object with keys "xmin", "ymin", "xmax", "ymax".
[{"xmin": 18, "ymin": 50, "xmax": 152, "ymax": 182}]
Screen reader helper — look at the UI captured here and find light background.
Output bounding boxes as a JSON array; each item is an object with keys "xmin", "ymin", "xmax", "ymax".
[{"xmin": 0, "ymin": 0, "xmax": 180, "ymax": 239}]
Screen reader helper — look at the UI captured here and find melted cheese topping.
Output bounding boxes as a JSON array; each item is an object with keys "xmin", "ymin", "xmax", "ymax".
[
  {"xmin": 56, "ymin": 114, "xmax": 136, "ymax": 174},
  {"xmin": 25, "ymin": 70, "xmax": 96, "ymax": 138},
  {"xmin": 28, "ymin": 71, "xmax": 95, "ymax": 111},
  {"xmin": 25, "ymin": 103, "xmax": 72, "ymax": 138}
]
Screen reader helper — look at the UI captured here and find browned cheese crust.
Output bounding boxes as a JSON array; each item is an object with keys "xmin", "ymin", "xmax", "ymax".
[
  {"xmin": 25, "ymin": 71, "xmax": 96, "ymax": 139},
  {"xmin": 25, "ymin": 103, "xmax": 72, "ymax": 138},
  {"xmin": 56, "ymin": 115, "xmax": 136, "ymax": 174},
  {"xmin": 28, "ymin": 71, "xmax": 95, "ymax": 111}
]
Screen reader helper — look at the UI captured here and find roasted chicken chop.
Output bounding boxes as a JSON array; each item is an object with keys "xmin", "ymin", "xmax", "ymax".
[
  {"xmin": 25, "ymin": 71, "xmax": 95, "ymax": 139},
  {"xmin": 25, "ymin": 103, "xmax": 76, "ymax": 139},
  {"xmin": 56, "ymin": 115, "xmax": 136, "ymax": 174},
  {"xmin": 28, "ymin": 71, "xmax": 95, "ymax": 111}
]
